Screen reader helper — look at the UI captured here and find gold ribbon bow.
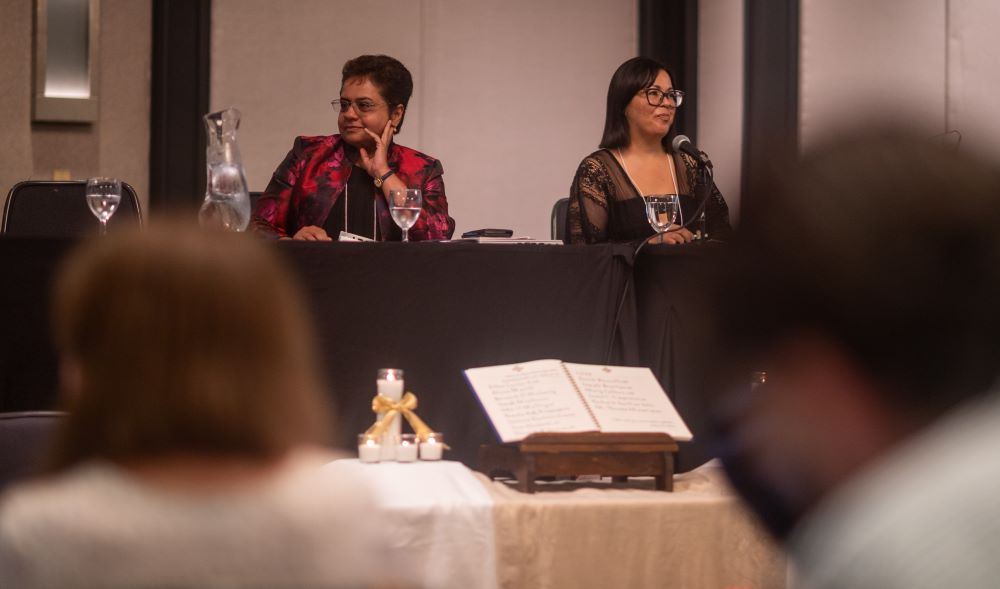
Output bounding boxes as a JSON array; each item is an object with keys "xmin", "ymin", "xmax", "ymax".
[{"xmin": 365, "ymin": 391, "xmax": 446, "ymax": 447}]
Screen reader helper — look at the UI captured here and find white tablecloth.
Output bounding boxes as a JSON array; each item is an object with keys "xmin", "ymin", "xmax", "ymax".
[
  {"xmin": 326, "ymin": 459, "xmax": 785, "ymax": 589},
  {"xmin": 325, "ymin": 460, "xmax": 497, "ymax": 589}
]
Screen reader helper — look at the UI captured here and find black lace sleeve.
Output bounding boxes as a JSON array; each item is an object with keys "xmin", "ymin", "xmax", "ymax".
[{"xmin": 567, "ymin": 156, "xmax": 614, "ymax": 244}]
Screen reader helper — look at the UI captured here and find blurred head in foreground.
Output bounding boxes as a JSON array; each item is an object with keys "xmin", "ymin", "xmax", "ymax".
[
  {"xmin": 715, "ymin": 131, "xmax": 1000, "ymax": 582},
  {"xmin": 0, "ymin": 224, "xmax": 407, "ymax": 588},
  {"xmin": 50, "ymin": 221, "xmax": 331, "ymax": 468}
]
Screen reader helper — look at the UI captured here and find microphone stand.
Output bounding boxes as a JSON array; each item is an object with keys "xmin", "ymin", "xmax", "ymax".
[{"xmin": 693, "ymin": 157, "xmax": 713, "ymax": 243}]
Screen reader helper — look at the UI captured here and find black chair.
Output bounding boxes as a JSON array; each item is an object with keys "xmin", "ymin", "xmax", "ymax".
[
  {"xmin": 0, "ymin": 411, "xmax": 65, "ymax": 492},
  {"xmin": 2, "ymin": 180, "xmax": 143, "ymax": 237},
  {"xmin": 249, "ymin": 191, "xmax": 263, "ymax": 212},
  {"xmin": 551, "ymin": 197, "xmax": 570, "ymax": 242}
]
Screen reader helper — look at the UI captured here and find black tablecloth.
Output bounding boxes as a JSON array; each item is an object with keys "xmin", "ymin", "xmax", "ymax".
[
  {"xmin": 0, "ymin": 238, "xmax": 723, "ymax": 470},
  {"xmin": 0, "ymin": 239, "xmax": 638, "ymax": 467},
  {"xmin": 634, "ymin": 243, "xmax": 725, "ymax": 472},
  {"xmin": 276, "ymin": 241, "xmax": 637, "ymax": 466}
]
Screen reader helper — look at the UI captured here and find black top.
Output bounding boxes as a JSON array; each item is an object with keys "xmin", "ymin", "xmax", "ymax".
[
  {"xmin": 324, "ymin": 165, "xmax": 377, "ymax": 239},
  {"xmin": 566, "ymin": 148, "xmax": 732, "ymax": 244}
]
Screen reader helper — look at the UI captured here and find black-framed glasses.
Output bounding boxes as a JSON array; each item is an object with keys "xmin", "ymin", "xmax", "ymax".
[
  {"xmin": 640, "ymin": 88, "xmax": 685, "ymax": 108},
  {"xmin": 331, "ymin": 98, "xmax": 386, "ymax": 114}
]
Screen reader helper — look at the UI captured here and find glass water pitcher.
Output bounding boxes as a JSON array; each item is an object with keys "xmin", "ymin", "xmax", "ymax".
[{"xmin": 199, "ymin": 107, "xmax": 251, "ymax": 231}]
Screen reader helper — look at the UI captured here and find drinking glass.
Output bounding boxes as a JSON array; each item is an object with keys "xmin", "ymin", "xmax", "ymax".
[
  {"xmin": 86, "ymin": 177, "xmax": 122, "ymax": 236},
  {"xmin": 388, "ymin": 189, "xmax": 422, "ymax": 242},
  {"xmin": 644, "ymin": 194, "xmax": 680, "ymax": 238}
]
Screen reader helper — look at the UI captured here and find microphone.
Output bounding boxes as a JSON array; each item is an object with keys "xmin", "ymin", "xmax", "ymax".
[{"xmin": 672, "ymin": 135, "xmax": 713, "ymax": 168}]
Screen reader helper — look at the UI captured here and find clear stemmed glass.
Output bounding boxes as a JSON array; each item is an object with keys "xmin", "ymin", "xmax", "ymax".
[
  {"xmin": 86, "ymin": 177, "xmax": 122, "ymax": 236},
  {"xmin": 644, "ymin": 194, "xmax": 680, "ymax": 240},
  {"xmin": 389, "ymin": 189, "xmax": 422, "ymax": 242}
]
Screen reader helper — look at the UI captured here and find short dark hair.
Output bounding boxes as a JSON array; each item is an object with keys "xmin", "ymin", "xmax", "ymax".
[
  {"xmin": 599, "ymin": 57, "xmax": 677, "ymax": 150},
  {"xmin": 720, "ymin": 131, "xmax": 1000, "ymax": 415},
  {"xmin": 342, "ymin": 54, "xmax": 414, "ymax": 133}
]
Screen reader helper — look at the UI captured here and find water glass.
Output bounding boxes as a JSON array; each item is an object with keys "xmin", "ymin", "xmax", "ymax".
[
  {"xmin": 86, "ymin": 177, "xmax": 122, "ymax": 236},
  {"xmin": 389, "ymin": 189, "xmax": 422, "ymax": 242},
  {"xmin": 644, "ymin": 194, "xmax": 680, "ymax": 236}
]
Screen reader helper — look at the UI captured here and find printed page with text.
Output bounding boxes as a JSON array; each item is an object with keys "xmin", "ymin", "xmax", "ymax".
[
  {"xmin": 464, "ymin": 359, "xmax": 598, "ymax": 443},
  {"xmin": 563, "ymin": 363, "xmax": 692, "ymax": 441}
]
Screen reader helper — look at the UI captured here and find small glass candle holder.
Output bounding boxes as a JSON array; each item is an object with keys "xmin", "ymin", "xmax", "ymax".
[
  {"xmin": 377, "ymin": 368, "xmax": 404, "ymax": 385},
  {"xmin": 397, "ymin": 434, "xmax": 418, "ymax": 462},
  {"xmin": 420, "ymin": 432, "xmax": 445, "ymax": 461},
  {"xmin": 358, "ymin": 434, "xmax": 381, "ymax": 463}
]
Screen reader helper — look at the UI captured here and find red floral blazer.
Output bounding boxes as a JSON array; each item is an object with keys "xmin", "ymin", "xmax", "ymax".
[{"xmin": 251, "ymin": 135, "xmax": 453, "ymax": 240}]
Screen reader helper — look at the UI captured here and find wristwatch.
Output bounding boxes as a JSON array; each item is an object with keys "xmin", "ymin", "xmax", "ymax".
[{"xmin": 373, "ymin": 169, "xmax": 395, "ymax": 188}]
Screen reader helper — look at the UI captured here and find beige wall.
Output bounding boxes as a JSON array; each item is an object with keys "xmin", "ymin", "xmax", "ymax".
[
  {"xmin": 698, "ymin": 0, "xmax": 744, "ymax": 222},
  {"xmin": 212, "ymin": 0, "xmax": 637, "ymax": 238},
  {"xmin": 0, "ymin": 0, "xmax": 151, "ymax": 214},
  {"xmin": 799, "ymin": 0, "xmax": 948, "ymax": 147},
  {"xmin": 947, "ymin": 0, "xmax": 1000, "ymax": 157},
  {"xmin": 210, "ymin": 0, "xmax": 424, "ymax": 196},
  {"xmin": 0, "ymin": 0, "xmax": 34, "ymax": 206},
  {"xmin": 799, "ymin": 0, "xmax": 1000, "ymax": 160}
]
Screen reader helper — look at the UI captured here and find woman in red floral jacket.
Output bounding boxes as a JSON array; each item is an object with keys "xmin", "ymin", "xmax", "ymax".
[{"xmin": 252, "ymin": 55, "xmax": 453, "ymax": 241}]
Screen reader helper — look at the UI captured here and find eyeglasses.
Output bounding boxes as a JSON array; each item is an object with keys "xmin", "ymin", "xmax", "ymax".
[
  {"xmin": 639, "ymin": 88, "xmax": 685, "ymax": 108},
  {"xmin": 331, "ymin": 99, "xmax": 386, "ymax": 114}
]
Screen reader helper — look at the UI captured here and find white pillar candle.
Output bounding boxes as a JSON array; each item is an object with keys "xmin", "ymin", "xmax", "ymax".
[
  {"xmin": 420, "ymin": 433, "xmax": 444, "ymax": 461},
  {"xmin": 376, "ymin": 369, "xmax": 404, "ymax": 461},
  {"xmin": 396, "ymin": 434, "xmax": 418, "ymax": 462},
  {"xmin": 358, "ymin": 435, "xmax": 381, "ymax": 463}
]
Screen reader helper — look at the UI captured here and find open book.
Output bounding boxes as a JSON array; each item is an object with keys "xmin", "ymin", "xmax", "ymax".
[{"xmin": 464, "ymin": 359, "xmax": 692, "ymax": 443}]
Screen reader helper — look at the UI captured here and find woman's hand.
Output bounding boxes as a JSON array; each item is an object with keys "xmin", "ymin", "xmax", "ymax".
[
  {"xmin": 652, "ymin": 225, "xmax": 695, "ymax": 245},
  {"xmin": 358, "ymin": 121, "xmax": 396, "ymax": 179},
  {"xmin": 291, "ymin": 225, "xmax": 332, "ymax": 241}
]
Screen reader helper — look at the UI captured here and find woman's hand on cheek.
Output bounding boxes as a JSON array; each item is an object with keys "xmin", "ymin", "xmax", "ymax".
[{"xmin": 358, "ymin": 121, "xmax": 396, "ymax": 179}]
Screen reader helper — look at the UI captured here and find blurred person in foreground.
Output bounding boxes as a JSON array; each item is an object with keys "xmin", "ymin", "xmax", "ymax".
[
  {"xmin": 714, "ymin": 131, "xmax": 1000, "ymax": 589},
  {"xmin": 0, "ymin": 223, "xmax": 398, "ymax": 588}
]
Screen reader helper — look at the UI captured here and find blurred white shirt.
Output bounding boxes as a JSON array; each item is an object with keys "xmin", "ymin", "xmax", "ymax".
[
  {"xmin": 790, "ymin": 389, "xmax": 1000, "ymax": 589},
  {"xmin": 0, "ymin": 452, "xmax": 404, "ymax": 589}
]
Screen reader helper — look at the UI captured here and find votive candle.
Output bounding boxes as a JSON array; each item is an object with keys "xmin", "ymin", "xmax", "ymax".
[
  {"xmin": 358, "ymin": 434, "xmax": 381, "ymax": 463},
  {"xmin": 420, "ymin": 433, "xmax": 444, "ymax": 461},
  {"xmin": 397, "ymin": 434, "xmax": 418, "ymax": 462}
]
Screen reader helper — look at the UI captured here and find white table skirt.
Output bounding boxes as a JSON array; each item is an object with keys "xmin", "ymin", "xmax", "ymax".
[
  {"xmin": 324, "ymin": 460, "xmax": 497, "ymax": 589},
  {"xmin": 326, "ymin": 459, "xmax": 785, "ymax": 589}
]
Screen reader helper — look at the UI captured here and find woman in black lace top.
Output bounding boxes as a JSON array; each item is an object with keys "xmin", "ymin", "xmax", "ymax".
[{"xmin": 566, "ymin": 57, "xmax": 732, "ymax": 244}]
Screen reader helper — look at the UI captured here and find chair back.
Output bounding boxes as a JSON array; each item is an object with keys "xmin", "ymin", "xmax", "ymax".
[
  {"xmin": 0, "ymin": 411, "xmax": 65, "ymax": 492},
  {"xmin": 249, "ymin": 191, "xmax": 263, "ymax": 212},
  {"xmin": 2, "ymin": 181, "xmax": 143, "ymax": 237},
  {"xmin": 551, "ymin": 197, "xmax": 570, "ymax": 242}
]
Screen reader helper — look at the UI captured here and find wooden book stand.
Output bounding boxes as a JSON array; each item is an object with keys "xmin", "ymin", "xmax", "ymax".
[{"xmin": 478, "ymin": 432, "xmax": 678, "ymax": 493}]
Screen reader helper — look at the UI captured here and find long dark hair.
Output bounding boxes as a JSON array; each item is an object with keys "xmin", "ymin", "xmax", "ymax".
[{"xmin": 599, "ymin": 57, "xmax": 677, "ymax": 150}]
